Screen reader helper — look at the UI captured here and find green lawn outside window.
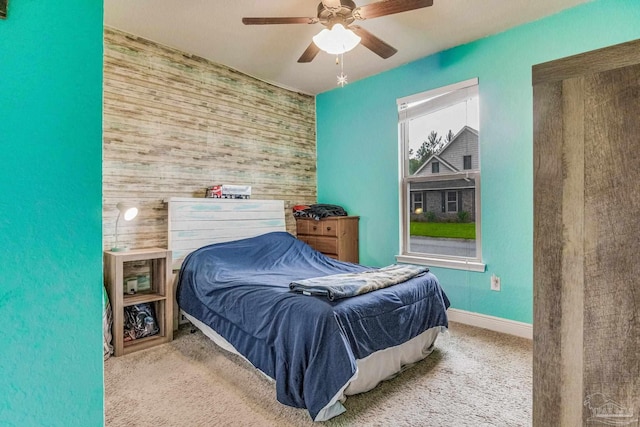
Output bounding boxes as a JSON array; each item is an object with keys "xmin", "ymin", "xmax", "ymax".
[{"xmin": 410, "ymin": 222, "xmax": 476, "ymax": 240}]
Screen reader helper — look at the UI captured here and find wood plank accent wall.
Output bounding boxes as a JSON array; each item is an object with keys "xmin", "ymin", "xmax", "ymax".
[{"xmin": 103, "ymin": 27, "xmax": 317, "ymax": 250}]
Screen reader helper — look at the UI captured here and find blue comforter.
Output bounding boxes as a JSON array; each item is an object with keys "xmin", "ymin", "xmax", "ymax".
[{"xmin": 177, "ymin": 231, "xmax": 450, "ymax": 421}]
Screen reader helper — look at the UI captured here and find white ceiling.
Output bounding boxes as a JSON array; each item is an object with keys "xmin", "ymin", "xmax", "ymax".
[{"xmin": 104, "ymin": 0, "xmax": 591, "ymax": 95}]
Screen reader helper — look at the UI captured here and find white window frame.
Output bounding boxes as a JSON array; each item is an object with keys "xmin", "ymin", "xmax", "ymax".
[
  {"xmin": 446, "ymin": 191, "xmax": 458, "ymax": 213},
  {"xmin": 396, "ymin": 78, "xmax": 485, "ymax": 272}
]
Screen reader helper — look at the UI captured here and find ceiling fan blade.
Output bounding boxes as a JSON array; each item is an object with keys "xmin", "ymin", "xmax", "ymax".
[
  {"xmin": 354, "ymin": 0, "xmax": 433, "ymax": 20},
  {"xmin": 350, "ymin": 25, "xmax": 397, "ymax": 59},
  {"xmin": 298, "ymin": 42, "xmax": 321, "ymax": 63},
  {"xmin": 242, "ymin": 17, "xmax": 317, "ymax": 25}
]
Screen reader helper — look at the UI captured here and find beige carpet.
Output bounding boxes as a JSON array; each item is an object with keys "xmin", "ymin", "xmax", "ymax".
[{"xmin": 104, "ymin": 321, "xmax": 532, "ymax": 426}]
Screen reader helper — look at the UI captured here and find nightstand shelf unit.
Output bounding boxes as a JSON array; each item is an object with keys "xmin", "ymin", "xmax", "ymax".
[{"xmin": 104, "ymin": 248, "xmax": 173, "ymax": 356}]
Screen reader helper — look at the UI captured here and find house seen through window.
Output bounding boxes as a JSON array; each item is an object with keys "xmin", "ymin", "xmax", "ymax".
[{"xmin": 397, "ymin": 78, "xmax": 483, "ymax": 271}]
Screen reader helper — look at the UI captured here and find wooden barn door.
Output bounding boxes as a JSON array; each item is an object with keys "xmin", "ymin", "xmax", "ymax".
[{"xmin": 533, "ymin": 39, "xmax": 640, "ymax": 426}]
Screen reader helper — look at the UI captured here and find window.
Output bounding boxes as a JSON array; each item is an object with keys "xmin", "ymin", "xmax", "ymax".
[
  {"xmin": 411, "ymin": 192, "xmax": 423, "ymax": 213},
  {"xmin": 463, "ymin": 155, "xmax": 472, "ymax": 170},
  {"xmin": 397, "ymin": 78, "xmax": 484, "ymax": 271},
  {"xmin": 447, "ymin": 191, "xmax": 458, "ymax": 213}
]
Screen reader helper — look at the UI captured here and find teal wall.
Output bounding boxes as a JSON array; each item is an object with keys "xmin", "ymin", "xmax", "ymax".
[
  {"xmin": 0, "ymin": 1, "xmax": 104, "ymax": 426},
  {"xmin": 316, "ymin": 0, "xmax": 640, "ymax": 324}
]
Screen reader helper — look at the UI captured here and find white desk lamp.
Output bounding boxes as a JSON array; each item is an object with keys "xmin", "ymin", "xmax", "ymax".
[{"xmin": 111, "ymin": 202, "xmax": 138, "ymax": 252}]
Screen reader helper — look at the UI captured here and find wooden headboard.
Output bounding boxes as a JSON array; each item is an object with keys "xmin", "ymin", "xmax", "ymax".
[{"xmin": 166, "ymin": 197, "xmax": 286, "ymax": 270}]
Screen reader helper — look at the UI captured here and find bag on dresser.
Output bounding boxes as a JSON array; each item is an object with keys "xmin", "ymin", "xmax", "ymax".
[{"xmin": 293, "ymin": 204, "xmax": 348, "ymax": 220}]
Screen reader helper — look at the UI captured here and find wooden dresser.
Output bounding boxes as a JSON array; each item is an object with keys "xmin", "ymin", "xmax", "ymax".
[{"xmin": 295, "ymin": 216, "xmax": 359, "ymax": 263}]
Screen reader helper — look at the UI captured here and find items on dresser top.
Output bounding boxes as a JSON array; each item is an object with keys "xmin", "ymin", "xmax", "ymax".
[{"xmin": 292, "ymin": 204, "xmax": 348, "ymax": 220}]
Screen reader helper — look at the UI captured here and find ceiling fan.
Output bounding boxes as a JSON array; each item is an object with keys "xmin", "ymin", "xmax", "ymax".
[{"xmin": 242, "ymin": 0, "xmax": 434, "ymax": 63}]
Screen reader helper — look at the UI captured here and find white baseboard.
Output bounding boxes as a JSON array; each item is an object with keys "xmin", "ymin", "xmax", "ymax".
[{"xmin": 447, "ymin": 308, "xmax": 532, "ymax": 340}]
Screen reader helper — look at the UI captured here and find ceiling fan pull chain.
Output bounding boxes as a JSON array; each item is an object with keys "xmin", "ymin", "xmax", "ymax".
[{"xmin": 337, "ymin": 53, "xmax": 348, "ymax": 87}]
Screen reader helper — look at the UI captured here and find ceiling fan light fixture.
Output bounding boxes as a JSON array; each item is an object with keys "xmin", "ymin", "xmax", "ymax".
[{"xmin": 312, "ymin": 24, "xmax": 361, "ymax": 55}]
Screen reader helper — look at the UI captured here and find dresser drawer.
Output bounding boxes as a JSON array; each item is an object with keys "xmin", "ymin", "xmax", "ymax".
[
  {"xmin": 314, "ymin": 236, "xmax": 338, "ymax": 255},
  {"xmin": 318, "ymin": 220, "xmax": 337, "ymax": 236},
  {"xmin": 298, "ymin": 235, "xmax": 316, "ymax": 248},
  {"xmin": 297, "ymin": 219, "xmax": 337, "ymax": 237},
  {"xmin": 296, "ymin": 220, "xmax": 312, "ymax": 235},
  {"xmin": 297, "ymin": 235, "xmax": 337, "ymax": 256}
]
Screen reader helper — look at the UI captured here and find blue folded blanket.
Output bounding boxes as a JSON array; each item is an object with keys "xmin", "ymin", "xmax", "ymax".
[{"xmin": 289, "ymin": 264, "xmax": 430, "ymax": 301}]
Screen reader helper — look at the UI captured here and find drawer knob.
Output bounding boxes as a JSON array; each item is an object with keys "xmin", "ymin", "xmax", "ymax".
[
  {"xmin": 326, "ymin": 227, "xmax": 331, "ymax": 231},
  {"xmin": 313, "ymin": 226, "xmax": 317, "ymax": 230}
]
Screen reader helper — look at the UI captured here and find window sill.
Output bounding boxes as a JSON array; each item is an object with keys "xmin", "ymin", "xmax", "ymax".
[{"xmin": 395, "ymin": 254, "xmax": 486, "ymax": 272}]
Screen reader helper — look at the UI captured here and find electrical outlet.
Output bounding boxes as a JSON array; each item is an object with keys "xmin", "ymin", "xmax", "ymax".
[{"xmin": 491, "ymin": 274, "xmax": 501, "ymax": 291}]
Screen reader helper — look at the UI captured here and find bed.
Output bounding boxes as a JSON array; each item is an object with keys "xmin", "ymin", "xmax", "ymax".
[{"xmin": 168, "ymin": 198, "xmax": 450, "ymax": 421}]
